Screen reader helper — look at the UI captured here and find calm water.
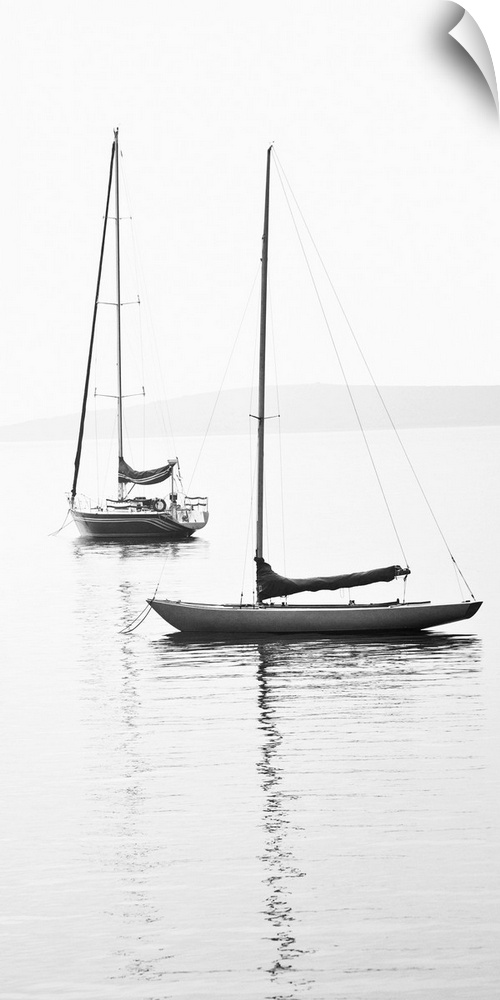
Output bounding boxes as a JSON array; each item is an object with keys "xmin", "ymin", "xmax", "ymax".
[{"xmin": 1, "ymin": 428, "xmax": 499, "ymax": 999}]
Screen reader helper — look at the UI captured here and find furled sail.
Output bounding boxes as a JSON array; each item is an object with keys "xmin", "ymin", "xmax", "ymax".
[
  {"xmin": 118, "ymin": 456, "xmax": 177, "ymax": 486},
  {"xmin": 256, "ymin": 557, "xmax": 409, "ymax": 602}
]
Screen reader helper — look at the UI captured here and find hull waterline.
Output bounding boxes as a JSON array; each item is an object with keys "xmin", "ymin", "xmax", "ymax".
[
  {"xmin": 147, "ymin": 597, "xmax": 482, "ymax": 634},
  {"xmin": 71, "ymin": 508, "xmax": 208, "ymax": 540}
]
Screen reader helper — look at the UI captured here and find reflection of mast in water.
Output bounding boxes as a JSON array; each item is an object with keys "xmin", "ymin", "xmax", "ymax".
[
  {"xmin": 257, "ymin": 647, "xmax": 310, "ymax": 994},
  {"xmin": 255, "ymin": 631, "xmax": 482, "ymax": 995},
  {"xmin": 71, "ymin": 539, "xmax": 169, "ymax": 981},
  {"xmin": 110, "ymin": 642, "xmax": 164, "ymax": 982}
]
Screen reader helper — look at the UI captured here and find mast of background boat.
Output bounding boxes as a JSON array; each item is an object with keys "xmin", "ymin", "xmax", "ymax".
[
  {"xmin": 114, "ymin": 127, "xmax": 125, "ymax": 500},
  {"xmin": 70, "ymin": 136, "xmax": 116, "ymax": 506},
  {"xmin": 255, "ymin": 146, "xmax": 272, "ymax": 588}
]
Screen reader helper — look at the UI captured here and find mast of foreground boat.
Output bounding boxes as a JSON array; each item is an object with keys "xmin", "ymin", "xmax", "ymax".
[
  {"xmin": 114, "ymin": 128, "xmax": 125, "ymax": 501},
  {"xmin": 255, "ymin": 146, "xmax": 272, "ymax": 589},
  {"xmin": 70, "ymin": 136, "xmax": 116, "ymax": 505}
]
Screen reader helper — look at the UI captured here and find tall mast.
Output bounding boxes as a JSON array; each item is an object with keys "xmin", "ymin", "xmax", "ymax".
[
  {"xmin": 71, "ymin": 136, "xmax": 116, "ymax": 503},
  {"xmin": 114, "ymin": 127, "xmax": 124, "ymax": 500},
  {"xmin": 255, "ymin": 146, "xmax": 272, "ymax": 574}
]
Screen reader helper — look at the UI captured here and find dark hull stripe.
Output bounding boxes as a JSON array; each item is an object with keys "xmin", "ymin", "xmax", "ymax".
[{"xmin": 71, "ymin": 510, "xmax": 203, "ymax": 539}]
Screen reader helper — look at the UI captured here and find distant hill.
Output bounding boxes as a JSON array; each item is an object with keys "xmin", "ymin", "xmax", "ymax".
[{"xmin": 1, "ymin": 384, "xmax": 500, "ymax": 441}]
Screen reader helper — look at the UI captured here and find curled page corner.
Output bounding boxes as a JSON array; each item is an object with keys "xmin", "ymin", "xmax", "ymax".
[{"xmin": 448, "ymin": 5, "xmax": 498, "ymax": 112}]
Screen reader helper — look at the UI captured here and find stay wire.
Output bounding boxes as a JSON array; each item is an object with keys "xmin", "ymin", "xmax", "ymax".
[
  {"xmin": 271, "ymin": 150, "xmax": 410, "ymax": 571},
  {"xmin": 119, "ymin": 142, "xmax": 179, "ymax": 460},
  {"xmin": 268, "ymin": 286, "xmax": 287, "ymax": 575},
  {"xmin": 272, "ymin": 150, "xmax": 476, "ymax": 600},
  {"xmin": 186, "ymin": 265, "xmax": 260, "ymax": 493},
  {"xmin": 120, "ymin": 561, "xmax": 168, "ymax": 633},
  {"xmin": 241, "ymin": 414, "xmax": 258, "ymax": 605},
  {"xmin": 125, "ymin": 268, "xmax": 262, "ymax": 626},
  {"xmin": 245, "ymin": 297, "xmax": 262, "ymax": 604},
  {"xmin": 49, "ymin": 510, "xmax": 73, "ymax": 536},
  {"xmin": 120, "ymin": 595, "xmax": 155, "ymax": 633}
]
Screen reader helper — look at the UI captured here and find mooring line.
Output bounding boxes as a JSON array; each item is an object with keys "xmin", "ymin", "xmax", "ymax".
[{"xmin": 49, "ymin": 511, "xmax": 72, "ymax": 536}]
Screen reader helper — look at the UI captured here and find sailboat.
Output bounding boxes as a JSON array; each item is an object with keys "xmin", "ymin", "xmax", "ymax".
[
  {"xmin": 148, "ymin": 147, "xmax": 481, "ymax": 632},
  {"xmin": 69, "ymin": 129, "xmax": 209, "ymax": 540}
]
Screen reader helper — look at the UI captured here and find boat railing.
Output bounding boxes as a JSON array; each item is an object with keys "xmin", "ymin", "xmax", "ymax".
[
  {"xmin": 70, "ymin": 494, "xmax": 93, "ymax": 512},
  {"xmin": 70, "ymin": 493, "xmax": 208, "ymax": 517},
  {"xmin": 184, "ymin": 496, "xmax": 208, "ymax": 510}
]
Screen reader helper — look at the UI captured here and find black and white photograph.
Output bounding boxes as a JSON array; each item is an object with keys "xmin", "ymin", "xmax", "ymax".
[{"xmin": 1, "ymin": 2, "xmax": 499, "ymax": 997}]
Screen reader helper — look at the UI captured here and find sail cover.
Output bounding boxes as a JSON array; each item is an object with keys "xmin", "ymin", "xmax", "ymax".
[
  {"xmin": 118, "ymin": 456, "xmax": 177, "ymax": 486},
  {"xmin": 256, "ymin": 557, "xmax": 409, "ymax": 602}
]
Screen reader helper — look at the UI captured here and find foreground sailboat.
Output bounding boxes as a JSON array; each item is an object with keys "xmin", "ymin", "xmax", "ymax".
[
  {"xmin": 69, "ymin": 129, "xmax": 208, "ymax": 540},
  {"xmin": 149, "ymin": 147, "xmax": 481, "ymax": 633}
]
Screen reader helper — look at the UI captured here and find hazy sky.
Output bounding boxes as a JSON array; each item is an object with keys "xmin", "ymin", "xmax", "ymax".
[{"xmin": 1, "ymin": 0, "xmax": 500, "ymax": 426}]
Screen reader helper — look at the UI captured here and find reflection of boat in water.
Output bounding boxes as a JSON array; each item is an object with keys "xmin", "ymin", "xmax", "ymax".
[
  {"xmin": 164, "ymin": 630, "xmax": 482, "ymax": 660},
  {"xmin": 155, "ymin": 631, "xmax": 481, "ymax": 991},
  {"xmin": 69, "ymin": 128, "xmax": 208, "ymax": 540},
  {"xmin": 150, "ymin": 147, "xmax": 481, "ymax": 633}
]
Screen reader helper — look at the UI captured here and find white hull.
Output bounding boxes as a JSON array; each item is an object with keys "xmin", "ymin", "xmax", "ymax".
[{"xmin": 148, "ymin": 597, "xmax": 482, "ymax": 634}]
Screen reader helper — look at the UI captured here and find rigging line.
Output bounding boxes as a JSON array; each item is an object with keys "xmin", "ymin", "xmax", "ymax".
[
  {"xmin": 71, "ymin": 139, "xmax": 115, "ymax": 501},
  {"xmin": 120, "ymin": 175, "xmax": 147, "ymax": 469},
  {"xmin": 271, "ymin": 150, "xmax": 410, "ymax": 570},
  {"xmin": 120, "ymin": 600, "xmax": 154, "ymax": 634},
  {"xmin": 120, "ymin": 152, "xmax": 179, "ymax": 458},
  {"xmin": 154, "ymin": 545, "xmax": 175, "ymax": 595},
  {"xmin": 93, "ymin": 386, "xmax": 101, "ymax": 505},
  {"xmin": 248, "ymin": 275, "xmax": 261, "ymax": 439},
  {"xmin": 99, "ymin": 412, "xmax": 118, "ymax": 506},
  {"xmin": 273, "ymin": 151, "xmax": 475, "ymax": 600},
  {"xmin": 142, "ymin": 385, "xmax": 146, "ymax": 470},
  {"xmin": 241, "ymin": 414, "xmax": 258, "ymax": 604},
  {"xmin": 268, "ymin": 285, "xmax": 287, "ymax": 575},
  {"xmin": 146, "ymin": 487, "xmax": 189, "ymax": 603},
  {"xmin": 133, "ymin": 252, "xmax": 177, "ymax": 455},
  {"xmin": 146, "ymin": 335, "xmax": 178, "ymax": 454},
  {"xmin": 246, "ymin": 305, "xmax": 261, "ymax": 604},
  {"xmin": 451, "ymin": 555, "xmax": 466, "ymax": 601},
  {"xmin": 186, "ymin": 264, "xmax": 261, "ymax": 494},
  {"xmin": 245, "ymin": 308, "xmax": 262, "ymax": 603},
  {"xmin": 277, "ymin": 411, "xmax": 286, "ymax": 576},
  {"xmin": 49, "ymin": 510, "xmax": 73, "ymax": 536},
  {"xmin": 117, "ymin": 149, "xmax": 146, "ymax": 390}
]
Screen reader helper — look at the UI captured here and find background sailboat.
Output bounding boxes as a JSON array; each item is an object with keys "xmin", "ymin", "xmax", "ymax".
[
  {"xmin": 148, "ymin": 147, "xmax": 481, "ymax": 633},
  {"xmin": 69, "ymin": 129, "xmax": 208, "ymax": 540}
]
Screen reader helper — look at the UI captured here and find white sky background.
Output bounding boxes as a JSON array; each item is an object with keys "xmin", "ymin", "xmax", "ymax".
[{"xmin": 1, "ymin": 0, "xmax": 500, "ymax": 426}]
